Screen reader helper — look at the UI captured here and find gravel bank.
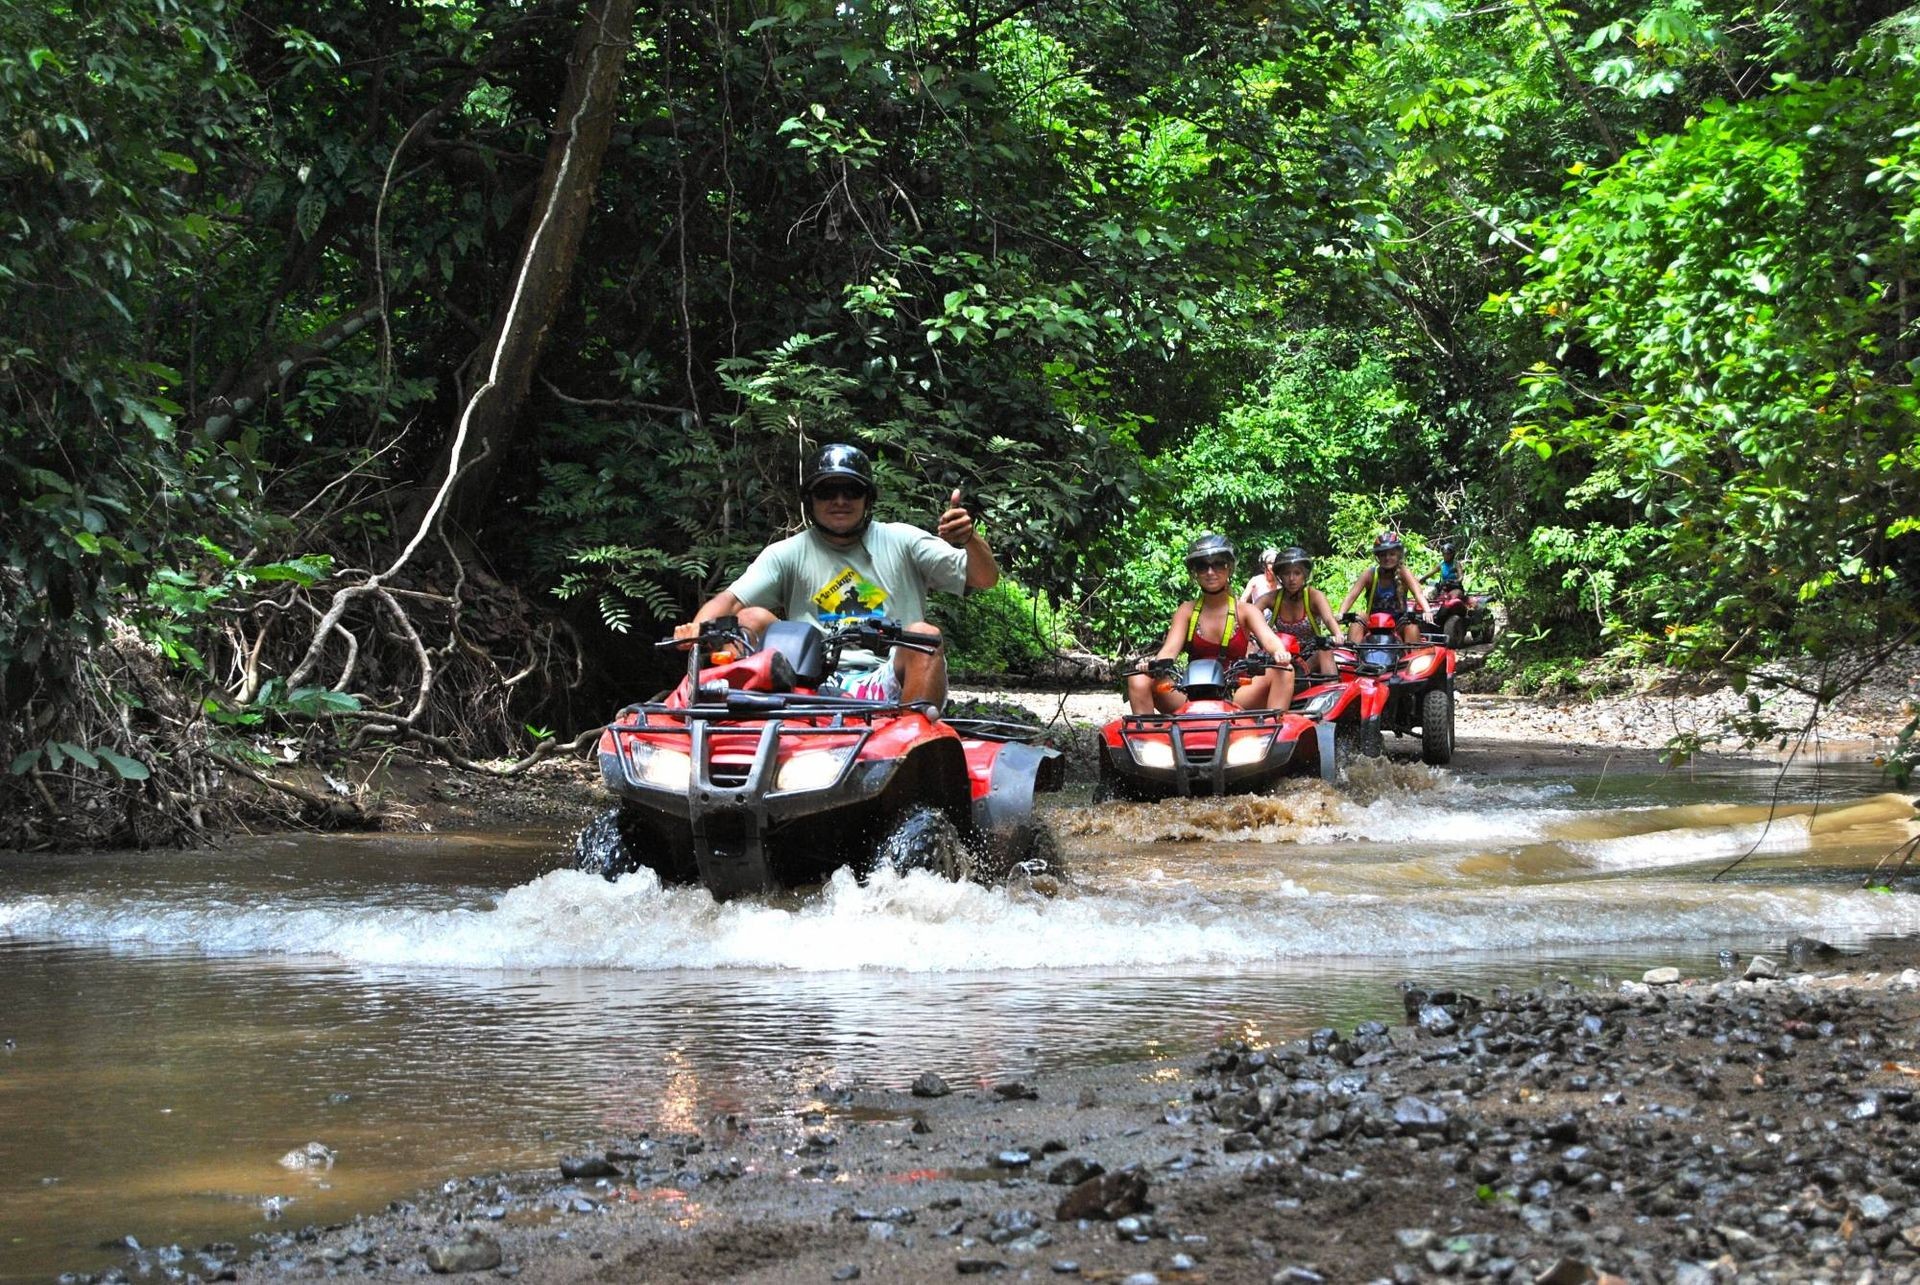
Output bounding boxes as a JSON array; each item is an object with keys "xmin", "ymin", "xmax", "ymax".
[{"xmin": 92, "ymin": 953, "xmax": 1920, "ymax": 1285}]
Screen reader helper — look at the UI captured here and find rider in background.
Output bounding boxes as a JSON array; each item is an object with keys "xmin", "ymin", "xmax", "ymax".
[
  {"xmin": 1336, "ymin": 530, "xmax": 1429, "ymax": 645},
  {"xmin": 1239, "ymin": 547, "xmax": 1282, "ymax": 622},
  {"xmin": 1253, "ymin": 546, "xmax": 1341, "ymax": 678},
  {"xmin": 1126, "ymin": 534, "xmax": 1296, "ymax": 716},
  {"xmin": 674, "ymin": 443, "xmax": 995, "ymax": 707},
  {"xmin": 1422, "ymin": 540, "xmax": 1463, "ymax": 588}
]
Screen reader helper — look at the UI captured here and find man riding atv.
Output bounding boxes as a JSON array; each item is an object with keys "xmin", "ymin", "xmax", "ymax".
[{"xmin": 674, "ymin": 443, "xmax": 996, "ymax": 710}]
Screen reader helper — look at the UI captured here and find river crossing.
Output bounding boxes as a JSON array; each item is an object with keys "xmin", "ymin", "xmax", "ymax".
[{"xmin": 1, "ymin": 757, "xmax": 1916, "ymax": 1280}]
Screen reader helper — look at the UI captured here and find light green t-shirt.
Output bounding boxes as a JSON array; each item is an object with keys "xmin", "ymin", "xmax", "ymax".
[{"xmin": 728, "ymin": 521, "xmax": 969, "ymax": 629}]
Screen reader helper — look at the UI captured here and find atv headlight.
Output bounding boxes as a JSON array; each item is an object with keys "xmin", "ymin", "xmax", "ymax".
[
  {"xmin": 1129, "ymin": 739, "xmax": 1176, "ymax": 770},
  {"xmin": 626, "ymin": 742, "xmax": 692, "ymax": 791},
  {"xmin": 1225, "ymin": 734, "xmax": 1272, "ymax": 767},
  {"xmin": 1404, "ymin": 653, "xmax": 1437, "ymax": 680},
  {"xmin": 1297, "ymin": 689, "xmax": 1341, "ymax": 719},
  {"xmin": 774, "ymin": 747, "xmax": 853, "ymax": 792}
]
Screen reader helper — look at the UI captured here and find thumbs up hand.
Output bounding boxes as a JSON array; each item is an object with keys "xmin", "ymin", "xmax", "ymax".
[{"xmin": 936, "ymin": 487, "xmax": 975, "ymax": 547}]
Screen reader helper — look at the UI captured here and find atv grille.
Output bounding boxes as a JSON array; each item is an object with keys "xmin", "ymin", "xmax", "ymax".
[{"xmin": 707, "ymin": 761, "xmax": 752, "ymax": 788}]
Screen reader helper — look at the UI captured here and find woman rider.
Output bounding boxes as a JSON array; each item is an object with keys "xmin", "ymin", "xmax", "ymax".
[
  {"xmin": 1336, "ymin": 530, "xmax": 1430, "ymax": 645},
  {"xmin": 1126, "ymin": 534, "xmax": 1296, "ymax": 716},
  {"xmin": 1252, "ymin": 546, "xmax": 1341, "ymax": 678}
]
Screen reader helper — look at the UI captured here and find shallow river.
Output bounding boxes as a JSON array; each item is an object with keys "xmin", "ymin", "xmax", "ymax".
[{"xmin": 2, "ymin": 758, "xmax": 1916, "ymax": 1280}]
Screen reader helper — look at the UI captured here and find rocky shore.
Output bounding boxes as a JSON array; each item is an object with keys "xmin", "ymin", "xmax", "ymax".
[{"xmin": 89, "ymin": 953, "xmax": 1920, "ymax": 1285}]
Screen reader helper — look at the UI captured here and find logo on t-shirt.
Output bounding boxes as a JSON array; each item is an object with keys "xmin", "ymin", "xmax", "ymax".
[{"xmin": 811, "ymin": 566, "xmax": 889, "ymax": 619}]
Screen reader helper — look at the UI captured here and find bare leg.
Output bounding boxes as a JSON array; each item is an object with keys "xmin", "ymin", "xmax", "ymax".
[
  {"xmin": 895, "ymin": 621, "xmax": 946, "ymax": 708},
  {"xmin": 1126, "ymin": 671, "xmax": 1157, "ymax": 715}
]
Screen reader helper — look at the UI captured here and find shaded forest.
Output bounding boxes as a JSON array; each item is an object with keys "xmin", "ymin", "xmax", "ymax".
[{"xmin": 3, "ymin": 0, "xmax": 1917, "ymax": 845}]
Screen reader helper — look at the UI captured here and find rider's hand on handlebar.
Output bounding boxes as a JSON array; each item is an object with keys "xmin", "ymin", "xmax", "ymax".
[{"xmin": 671, "ymin": 621, "xmax": 699, "ymax": 642}]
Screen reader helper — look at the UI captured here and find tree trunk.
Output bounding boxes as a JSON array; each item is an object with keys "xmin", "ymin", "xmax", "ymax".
[{"xmin": 409, "ymin": 0, "xmax": 637, "ymax": 538}]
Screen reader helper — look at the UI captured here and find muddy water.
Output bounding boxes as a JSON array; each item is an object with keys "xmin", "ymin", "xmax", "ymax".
[{"xmin": 2, "ymin": 761, "xmax": 1916, "ymax": 1280}]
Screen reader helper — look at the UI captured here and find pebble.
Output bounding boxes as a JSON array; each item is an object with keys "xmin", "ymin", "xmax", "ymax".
[
  {"xmin": 1642, "ymin": 967, "xmax": 1681, "ymax": 986},
  {"xmin": 832, "ymin": 1268, "xmax": 861, "ymax": 1282},
  {"xmin": 424, "ymin": 1231, "xmax": 501, "ymax": 1274},
  {"xmin": 1744, "ymin": 954, "xmax": 1782, "ymax": 981},
  {"xmin": 911, "ymin": 1072, "xmax": 952, "ymax": 1098}
]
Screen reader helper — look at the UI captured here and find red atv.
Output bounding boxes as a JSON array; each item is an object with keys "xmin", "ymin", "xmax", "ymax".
[
  {"xmin": 1427, "ymin": 579, "xmax": 1493, "ymax": 649},
  {"xmin": 1095, "ymin": 644, "xmax": 1335, "ymax": 800},
  {"xmin": 1328, "ymin": 611, "xmax": 1457, "ymax": 765},
  {"xmin": 579, "ymin": 616, "xmax": 1063, "ymax": 899},
  {"xmin": 1287, "ymin": 639, "xmax": 1392, "ymax": 767}
]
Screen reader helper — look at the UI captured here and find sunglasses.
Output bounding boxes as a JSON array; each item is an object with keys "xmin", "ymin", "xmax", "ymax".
[
  {"xmin": 811, "ymin": 482, "xmax": 867, "ymax": 502},
  {"xmin": 1187, "ymin": 557, "xmax": 1234, "ymax": 573}
]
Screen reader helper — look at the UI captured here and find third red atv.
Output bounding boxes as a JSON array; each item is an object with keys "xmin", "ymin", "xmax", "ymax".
[{"xmin": 1326, "ymin": 611, "xmax": 1458, "ymax": 765}]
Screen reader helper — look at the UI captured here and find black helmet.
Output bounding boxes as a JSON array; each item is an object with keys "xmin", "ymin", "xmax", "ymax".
[
  {"xmin": 1275, "ymin": 545, "xmax": 1313, "ymax": 575},
  {"xmin": 1372, "ymin": 529, "xmax": 1404, "ymax": 556},
  {"xmin": 1185, "ymin": 533, "xmax": 1235, "ymax": 570},
  {"xmin": 1440, "ymin": 540, "xmax": 1456, "ymax": 557},
  {"xmin": 802, "ymin": 443, "xmax": 876, "ymax": 532}
]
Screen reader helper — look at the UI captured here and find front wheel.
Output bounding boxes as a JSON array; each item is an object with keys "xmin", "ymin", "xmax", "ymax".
[
  {"xmin": 1442, "ymin": 615, "xmax": 1465, "ymax": 649},
  {"xmin": 574, "ymin": 805, "xmax": 697, "ymax": 884},
  {"xmin": 880, "ymin": 807, "xmax": 975, "ymax": 882},
  {"xmin": 1420, "ymin": 688, "xmax": 1455, "ymax": 765}
]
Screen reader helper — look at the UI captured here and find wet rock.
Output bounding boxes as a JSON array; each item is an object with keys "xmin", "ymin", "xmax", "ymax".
[
  {"xmin": 1786, "ymin": 936, "xmax": 1841, "ymax": 962},
  {"xmin": 1046, "ymin": 1157, "xmax": 1105, "ymax": 1186},
  {"xmin": 424, "ymin": 1231, "xmax": 502, "ymax": 1274},
  {"xmin": 277, "ymin": 1141, "xmax": 335, "ymax": 1170},
  {"xmin": 1642, "ymin": 967, "xmax": 1681, "ymax": 986},
  {"xmin": 1416, "ymin": 1006, "xmax": 1457, "ymax": 1035},
  {"xmin": 1716, "ymin": 949, "xmax": 1739, "ymax": 969},
  {"xmin": 558, "ymin": 1155, "xmax": 620, "ymax": 1180},
  {"xmin": 993, "ymin": 1081, "xmax": 1039, "ymax": 1101},
  {"xmin": 1744, "ymin": 955, "xmax": 1781, "ymax": 981},
  {"xmin": 954, "ymin": 1259, "xmax": 1008, "ymax": 1275},
  {"xmin": 1391, "ymin": 1097, "xmax": 1449, "ymax": 1135},
  {"xmin": 1055, "ymin": 1167, "xmax": 1150, "ymax": 1221},
  {"xmin": 913, "ymin": 1073, "xmax": 953, "ymax": 1098}
]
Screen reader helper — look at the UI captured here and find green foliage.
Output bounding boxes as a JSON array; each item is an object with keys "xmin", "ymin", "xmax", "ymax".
[
  {"xmin": 932, "ymin": 580, "xmax": 1075, "ymax": 674},
  {"xmin": 1508, "ymin": 59, "xmax": 1920, "ymax": 664}
]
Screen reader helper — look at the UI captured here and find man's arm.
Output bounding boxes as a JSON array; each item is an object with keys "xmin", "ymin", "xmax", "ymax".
[
  {"xmin": 673, "ymin": 589, "xmax": 745, "ymax": 640},
  {"xmin": 936, "ymin": 489, "xmax": 998, "ymax": 591}
]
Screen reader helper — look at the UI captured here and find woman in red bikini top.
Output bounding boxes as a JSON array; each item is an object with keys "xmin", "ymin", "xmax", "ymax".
[{"xmin": 1125, "ymin": 534, "xmax": 1296, "ymax": 716}]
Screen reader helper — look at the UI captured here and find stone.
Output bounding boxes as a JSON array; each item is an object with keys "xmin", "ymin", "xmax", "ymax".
[
  {"xmin": 1642, "ymin": 968, "xmax": 1681, "ymax": 986},
  {"xmin": 1046, "ymin": 1158, "xmax": 1105, "ymax": 1186},
  {"xmin": 955, "ymin": 1260, "xmax": 1008, "ymax": 1276},
  {"xmin": 1391, "ymin": 1097, "xmax": 1449, "ymax": 1135},
  {"xmin": 558, "ymin": 1155, "xmax": 620, "ymax": 1179},
  {"xmin": 424, "ymin": 1231, "xmax": 502, "ymax": 1274},
  {"xmin": 993, "ymin": 1081, "xmax": 1039, "ymax": 1101},
  {"xmin": 1056, "ymin": 1168, "xmax": 1150, "ymax": 1222},
  {"xmin": 912, "ymin": 1072, "xmax": 953, "ymax": 1098},
  {"xmin": 1744, "ymin": 956, "xmax": 1781, "ymax": 981},
  {"xmin": 990, "ymin": 1150, "xmax": 1032, "ymax": 1169},
  {"xmin": 832, "ymin": 1268, "xmax": 862, "ymax": 1281}
]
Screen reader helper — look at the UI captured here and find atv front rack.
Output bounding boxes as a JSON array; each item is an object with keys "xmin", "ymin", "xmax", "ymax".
[{"xmin": 1113, "ymin": 708, "xmax": 1301, "ymax": 797}]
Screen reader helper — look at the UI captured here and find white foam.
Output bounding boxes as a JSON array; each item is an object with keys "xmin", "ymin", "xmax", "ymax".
[
  {"xmin": 6, "ymin": 865, "xmax": 1920, "ymax": 972},
  {"xmin": 1566, "ymin": 816, "xmax": 1815, "ymax": 870}
]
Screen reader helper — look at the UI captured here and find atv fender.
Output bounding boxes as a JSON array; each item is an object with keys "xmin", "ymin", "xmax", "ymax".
[
  {"xmin": 972, "ymin": 740, "xmax": 1062, "ymax": 840},
  {"xmin": 1313, "ymin": 719, "xmax": 1338, "ymax": 783}
]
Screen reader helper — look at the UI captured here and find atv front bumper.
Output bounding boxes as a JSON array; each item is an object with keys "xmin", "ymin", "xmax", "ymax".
[{"xmin": 1103, "ymin": 711, "xmax": 1330, "ymax": 797}]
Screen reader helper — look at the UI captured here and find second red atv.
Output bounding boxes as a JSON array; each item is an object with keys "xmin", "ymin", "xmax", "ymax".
[
  {"xmin": 578, "ymin": 616, "xmax": 1063, "ymax": 899},
  {"xmin": 1095, "ymin": 646, "xmax": 1335, "ymax": 800},
  {"xmin": 1327, "ymin": 611, "xmax": 1458, "ymax": 765}
]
